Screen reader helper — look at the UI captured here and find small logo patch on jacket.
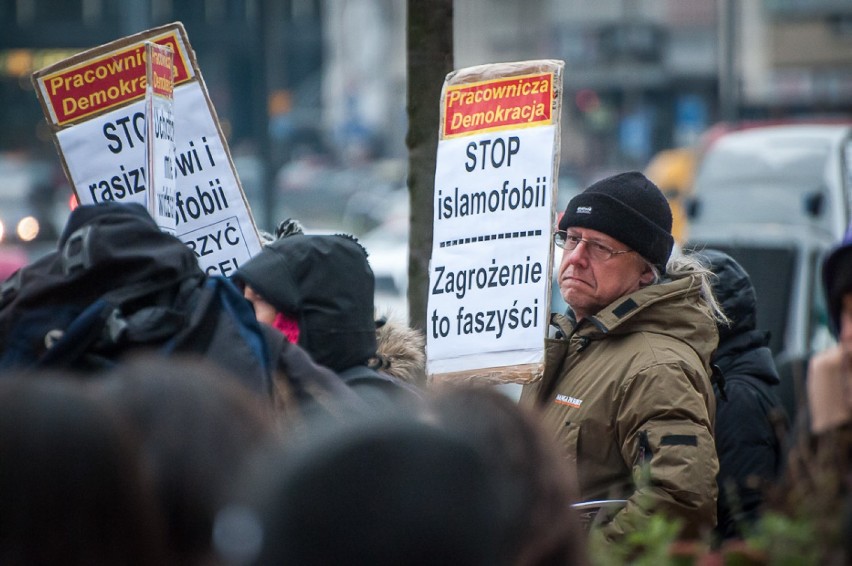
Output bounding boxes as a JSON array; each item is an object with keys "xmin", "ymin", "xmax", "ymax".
[
  {"xmin": 555, "ymin": 394, "xmax": 583, "ymax": 408},
  {"xmin": 576, "ymin": 206, "xmax": 592, "ymax": 214}
]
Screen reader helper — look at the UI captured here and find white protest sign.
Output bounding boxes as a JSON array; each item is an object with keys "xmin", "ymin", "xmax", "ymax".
[
  {"xmin": 32, "ymin": 22, "xmax": 261, "ymax": 277},
  {"xmin": 145, "ymin": 41, "xmax": 176, "ymax": 234},
  {"xmin": 427, "ymin": 60, "xmax": 564, "ymax": 384}
]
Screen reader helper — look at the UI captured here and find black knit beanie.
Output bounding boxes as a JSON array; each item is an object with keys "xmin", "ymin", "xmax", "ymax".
[{"xmin": 558, "ymin": 171, "xmax": 674, "ymax": 274}]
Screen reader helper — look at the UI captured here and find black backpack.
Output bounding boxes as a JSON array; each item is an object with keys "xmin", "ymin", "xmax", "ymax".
[{"xmin": 0, "ymin": 203, "xmax": 272, "ymax": 394}]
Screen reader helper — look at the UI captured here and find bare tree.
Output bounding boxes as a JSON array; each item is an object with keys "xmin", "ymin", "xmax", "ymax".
[{"xmin": 406, "ymin": 0, "xmax": 453, "ymax": 331}]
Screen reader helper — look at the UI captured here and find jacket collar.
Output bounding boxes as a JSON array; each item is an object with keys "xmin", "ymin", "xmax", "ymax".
[{"xmin": 564, "ymin": 276, "xmax": 719, "ymax": 362}]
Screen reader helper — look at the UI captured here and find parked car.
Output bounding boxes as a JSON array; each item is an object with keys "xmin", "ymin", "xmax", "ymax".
[
  {"xmin": 274, "ymin": 156, "xmax": 406, "ymax": 234},
  {"xmin": 0, "ymin": 152, "xmax": 65, "ymax": 247}
]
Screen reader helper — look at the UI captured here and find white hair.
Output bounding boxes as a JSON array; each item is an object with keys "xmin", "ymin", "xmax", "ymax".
[{"xmin": 665, "ymin": 253, "xmax": 730, "ymax": 326}]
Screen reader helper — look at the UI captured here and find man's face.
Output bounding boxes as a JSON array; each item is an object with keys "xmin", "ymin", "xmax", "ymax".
[{"xmin": 556, "ymin": 227, "xmax": 654, "ymax": 321}]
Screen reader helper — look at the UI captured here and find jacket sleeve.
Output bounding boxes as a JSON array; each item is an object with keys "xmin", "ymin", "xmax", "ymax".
[
  {"xmin": 600, "ymin": 363, "xmax": 719, "ymax": 541},
  {"xmin": 274, "ymin": 340, "xmax": 371, "ymax": 424}
]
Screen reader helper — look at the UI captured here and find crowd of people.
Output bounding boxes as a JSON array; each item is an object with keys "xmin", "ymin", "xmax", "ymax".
[{"xmin": 0, "ymin": 170, "xmax": 850, "ymax": 564}]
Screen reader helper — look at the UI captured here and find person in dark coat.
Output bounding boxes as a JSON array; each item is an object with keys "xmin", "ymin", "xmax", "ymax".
[
  {"xmin": 0, "ymin": 202, "xmax": 359, "ymax": 428},
  {"xmin": 701, "ymin": 249, "xmax": 788, "ymax": 540},
  {"xmin": 232, "ymin": 227, "xmax": 421, "ymax": 411}
]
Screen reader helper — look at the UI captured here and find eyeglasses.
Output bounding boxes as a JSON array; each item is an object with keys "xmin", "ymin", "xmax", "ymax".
[{"xmin": 553, "ymin": 231, "xmax": 634, "ymax": 262}]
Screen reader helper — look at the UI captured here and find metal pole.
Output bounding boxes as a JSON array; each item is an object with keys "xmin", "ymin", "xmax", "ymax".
[
  {"xmin": 718, "ymin": 0, "xmax": 738, "ymax": 123},
  {"xmin": 256, "ymin": 0, "xmax": 286, "ymax": 233}
]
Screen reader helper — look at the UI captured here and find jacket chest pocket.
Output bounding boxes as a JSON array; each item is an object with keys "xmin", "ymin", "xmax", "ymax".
[
  {"xmin": 563, "ymin": 418, "xmax": 627, "ymax": 499},
  {"xmin": 561, "ymin": 422, "xmax": 581, "ymax": 467},
  {"xmin": 561, "ymin": 419, "xmax": 617, "ymax": 468}
]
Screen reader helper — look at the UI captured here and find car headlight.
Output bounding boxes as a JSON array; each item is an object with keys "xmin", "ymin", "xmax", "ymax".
[{"xmin": 16, "ymin": 216, "xmax": 39, "ymax": 242}]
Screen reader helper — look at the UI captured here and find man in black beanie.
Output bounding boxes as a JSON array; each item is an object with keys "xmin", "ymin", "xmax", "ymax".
[{"xmin": 520, "ymin": 171, "xmax": 723, "ymax": 542}]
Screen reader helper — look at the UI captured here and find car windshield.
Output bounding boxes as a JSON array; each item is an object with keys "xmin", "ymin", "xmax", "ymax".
[
  {"xmin": 692, "ymin": 137, "xmax": 834, "ymax": 231},
  {"xmin": 698, "ymin": 139, "xmax": 829, "ymax": 188}
]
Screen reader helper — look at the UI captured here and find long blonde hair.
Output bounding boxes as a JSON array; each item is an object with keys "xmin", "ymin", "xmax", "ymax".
[{"xmin": 665, "ymin": 253, "xmax": 730, "ymax": 326}]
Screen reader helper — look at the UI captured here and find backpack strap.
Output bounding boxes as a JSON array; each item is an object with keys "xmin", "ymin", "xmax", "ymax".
[
  {"xmin": 212, "ymin": 276, "xmax": 271, "ymax": 378},
  {"xmin": 163, "ymin": 276, "xmax": 272, "ymax": 395},
  {"xmin": 37, "ymin": 299, "xmax": 116, "ymax": 367},
  {"xmin": 36, "ymin": 275, "xmax": 197, "ymax": 369},
  {"xmin": 0, "ymin": 270, "xmax": 22, "ymax": 309}
]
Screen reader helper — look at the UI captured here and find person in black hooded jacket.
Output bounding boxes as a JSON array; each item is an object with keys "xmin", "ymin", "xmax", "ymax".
[
  {"xmin": 701, "ymin": 249, "xmax": 788, "ymax": 541},
  {"xmin": 0, "ymin": 202, "xmax": 359, "ymax": 426},
  {"xmin": 232, "ymin": 228, "xmax": 420, "ymax": 412}
]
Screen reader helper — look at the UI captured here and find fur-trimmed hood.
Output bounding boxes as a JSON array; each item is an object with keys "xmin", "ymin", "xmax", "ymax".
[{"xmin": 372, "ymin": 318, "xmax": 426, "ymax": 387}]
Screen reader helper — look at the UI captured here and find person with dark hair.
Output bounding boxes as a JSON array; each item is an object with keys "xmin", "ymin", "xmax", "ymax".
[
  {"xmin": 699, "ymin": 249, "xmax": 787, "ymax": 541},
  {"xmin": 429, "ymin": 384, "xmax": 587, "ymax": 566},
  {"xmin": 227, "ymin": 418, "xmax": 505, "ymax": 566},
  {"xmin": 779, "ymin": 227, "xmax": 852, "ymax": 564},
  {"xmin": 0, "ymin": 375, "xmax": 168, "ymax": 565},
  {"xmin": 232, "ymin": 230, "xmax": 422, "ymax": 410},
  {"xmin": 520, "ymin": 171, "xmax": 725, "ymax": 541},
  {"xmin": 89, "ymin": 354, "xmax": 278, "ymax": 565},
  {"xmin": 808, "ymin": 228, "xmax": 852, "ymax": 435}
]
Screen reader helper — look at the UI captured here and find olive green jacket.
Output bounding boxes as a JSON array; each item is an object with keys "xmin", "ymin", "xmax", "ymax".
[{"xmin": 520, "ymin": 275, "xmax": 719, "ymax": 541}]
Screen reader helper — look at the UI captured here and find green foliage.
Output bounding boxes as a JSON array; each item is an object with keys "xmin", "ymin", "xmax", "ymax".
[
  {"xmin": 588, "ymin": 514, "xmax": 685, "ymax": 566},
  {"xmin": 583, "ymin": 428, "xmax": 852, "ymax": 564},
  {"xmin": 745, "ymin": 512, "xmax": 820, "ymax": 566},
  {"xmin": 585, "ymin": 507, "xmax": 829, "ymax": 565}
]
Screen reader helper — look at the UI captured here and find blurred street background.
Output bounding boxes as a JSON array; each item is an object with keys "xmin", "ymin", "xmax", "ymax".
[
  {"xmin": 1, "ymin": 1, "xmax": 849, "ymax": 232},
  {"xmin": 0, "ymin": 1, "xmax": 850, "ymax": 353}
]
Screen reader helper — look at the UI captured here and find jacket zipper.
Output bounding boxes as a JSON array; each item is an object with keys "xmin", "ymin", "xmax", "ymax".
[{"xmin": 638, "ymin": 430, "xmax": 653, "ymax": 464}]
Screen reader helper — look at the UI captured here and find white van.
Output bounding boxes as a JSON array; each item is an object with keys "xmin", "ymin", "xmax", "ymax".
[
  {"xmin": 685, "ymin": 122, "xmax": 852, "ymax": 420},
  {"xmin": 688, "ymin": 122, "xmax": 852, "ymax": 241}
]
